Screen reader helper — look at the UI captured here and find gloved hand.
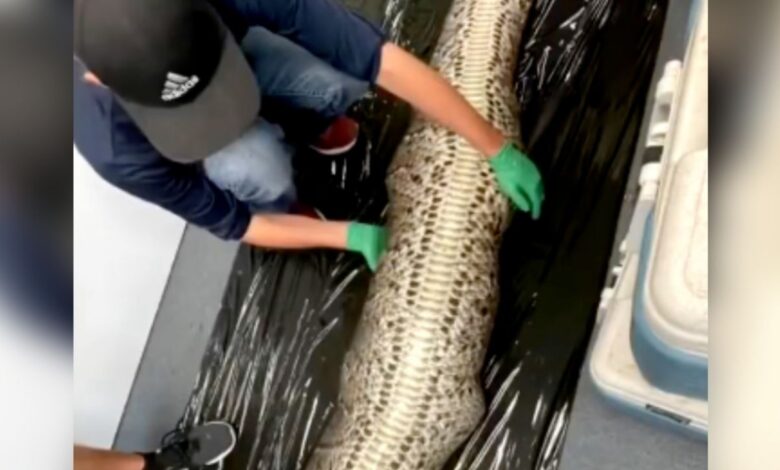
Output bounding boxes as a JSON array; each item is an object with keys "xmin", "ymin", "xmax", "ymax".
[
  {"xmin": 489, "ymin": 142, "xmax": 545, "ymax": 219},
  {"xmin": 346, "ymin": 223, "xmax": 388, "ymax": 272}
]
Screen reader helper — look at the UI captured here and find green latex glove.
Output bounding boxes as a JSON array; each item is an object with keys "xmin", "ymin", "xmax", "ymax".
[
  {"xmin": 346, "ymin": 223, "xmax": 388, "ymax": 272},
  {"xmin": 489, "ymin": 142, "xmax": 545, "ymax": 219}
]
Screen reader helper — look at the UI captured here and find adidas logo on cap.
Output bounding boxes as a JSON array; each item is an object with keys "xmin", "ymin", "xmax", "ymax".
[{"xmin": 161, "ymin": 72, "xmax": 200, "ymax": 102}]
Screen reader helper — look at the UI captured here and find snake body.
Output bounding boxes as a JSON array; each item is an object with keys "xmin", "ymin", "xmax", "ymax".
[{"xmin": 308, "ymin": 0, "xmax": 530, "ymax": 468}]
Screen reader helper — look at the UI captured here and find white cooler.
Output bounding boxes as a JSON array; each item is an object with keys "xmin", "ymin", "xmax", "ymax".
[{"xmin": 590, "ymin": 0, "xmax": 708, "ymax": 436}]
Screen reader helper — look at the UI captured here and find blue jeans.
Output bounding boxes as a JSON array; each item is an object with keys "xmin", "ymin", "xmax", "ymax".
[{"xmin": 203, "ymin": 27, "xmax": 369, "ymax": 213}]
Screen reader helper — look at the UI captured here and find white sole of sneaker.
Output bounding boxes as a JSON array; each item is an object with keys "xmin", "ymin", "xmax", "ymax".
[
  {"xmin": 202, "ymin": 422, "xmax": 238, "ymax": 466},
  {"xmin": 310, "ymin": 136, "xmax": 359, "ymax": 156}
]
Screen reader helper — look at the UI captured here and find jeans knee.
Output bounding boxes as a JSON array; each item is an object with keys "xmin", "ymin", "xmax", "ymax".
[
  {"xmin": 314, "ymin": 74, "xmax": 368, "ymax": 117},
  {"xmin": 240, "ymin": 26, "xmax": 368, "ymax": 118},
  {"xmin": 203, "ymin": 121, "xmax": 296, "ymax": 212},
  {"xmin": 233, "ymin": 172, "xmax": 296, "ymax": 213}
]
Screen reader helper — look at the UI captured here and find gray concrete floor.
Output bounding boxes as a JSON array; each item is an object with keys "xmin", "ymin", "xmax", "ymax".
[{"xmin": 113, "ymin": 226, "xmax": 238, "ymax": 452}]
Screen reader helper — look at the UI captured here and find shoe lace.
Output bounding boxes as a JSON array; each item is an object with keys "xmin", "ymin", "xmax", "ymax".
[{"xmin": 159, "ymin": 428, "xmax": 194, "ymax": 467}]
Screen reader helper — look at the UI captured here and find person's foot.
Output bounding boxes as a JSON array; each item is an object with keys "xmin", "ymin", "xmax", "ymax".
[
  {"xmin": 310, "ymin": 116, "xmax": 359, "ymax": 156},
  {"xmin": 145, "ymin": 421, "xmax": 237, "ymax": 469}
]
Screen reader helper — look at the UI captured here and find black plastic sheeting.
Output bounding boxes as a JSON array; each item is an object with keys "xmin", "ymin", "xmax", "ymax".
[{"xmin": 179, "ymin": 0, "xmax": 668, "ymax": 468}]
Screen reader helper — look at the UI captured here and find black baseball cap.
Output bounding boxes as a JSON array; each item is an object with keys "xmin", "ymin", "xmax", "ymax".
[{"xmin": 75, "ymin": 0, "xmax": 260, "ymax": 162}]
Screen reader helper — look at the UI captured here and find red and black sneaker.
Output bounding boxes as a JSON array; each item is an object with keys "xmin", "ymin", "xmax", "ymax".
[{"xmin": 310, "ymin": 116, "xmax": 359, "ymax": 156}]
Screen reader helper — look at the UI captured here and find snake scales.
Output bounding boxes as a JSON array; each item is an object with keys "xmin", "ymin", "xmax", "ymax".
[{"xmin": 307, "ymin": 0, "xmax": 531, "ymax": 468}]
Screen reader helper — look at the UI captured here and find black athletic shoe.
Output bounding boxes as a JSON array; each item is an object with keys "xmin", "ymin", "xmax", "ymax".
[{"xmin": 145, "ymin": 421, "xmax": 237, "ymax": 469}]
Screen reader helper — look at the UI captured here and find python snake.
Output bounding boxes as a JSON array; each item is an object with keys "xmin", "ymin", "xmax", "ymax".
[{"xmin": 308, "ymin": 0, "xmax": 531, "ymax": 467}]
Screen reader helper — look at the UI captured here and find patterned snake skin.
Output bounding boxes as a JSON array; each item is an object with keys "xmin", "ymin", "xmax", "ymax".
[{"xmin": 307, "ymin": 0, "xmax": 530, "ymax": 468}]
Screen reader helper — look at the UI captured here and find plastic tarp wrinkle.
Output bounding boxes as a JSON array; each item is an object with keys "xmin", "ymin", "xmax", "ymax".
[{"xmin": 179, "ymin": 0, "xmax": 668, "ymax": 468}]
